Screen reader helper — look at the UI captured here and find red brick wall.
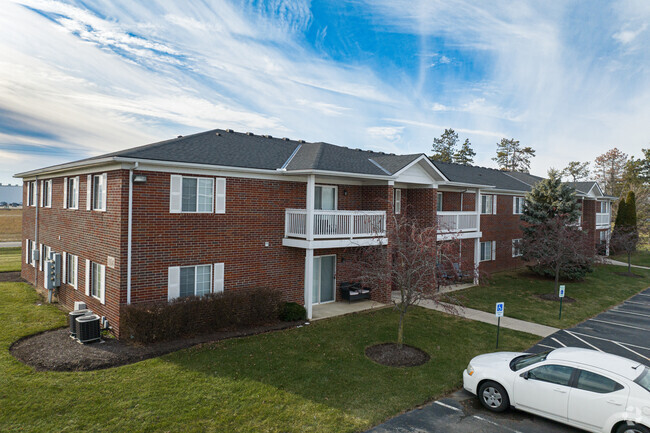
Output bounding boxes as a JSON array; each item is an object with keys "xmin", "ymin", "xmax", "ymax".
[
  {"xmin": 439, "ymin": 191, "xmax": 476, "ymax": 212},
  {"xmin": 479, "ymin": 194, "xmax": 526, "ymax": 274},
  {"xmin": 21, "ymin": 171, "xmax": 126, "ymax": 334}
]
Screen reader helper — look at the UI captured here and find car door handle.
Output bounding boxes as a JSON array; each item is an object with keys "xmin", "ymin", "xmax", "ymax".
[
  {"xmin": 553, "ymin": 388, "xmax": 567, "ymax": 394},
  {"xmin": 607, "ymin": 400, "xmax": 623, "ymax": 406}
]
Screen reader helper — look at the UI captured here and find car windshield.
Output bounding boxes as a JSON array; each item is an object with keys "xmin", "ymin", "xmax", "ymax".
[
  {"xmin": 635, "ymin": 367, "xmax": 650, "ymax": 392},
  {"xmin": 510, "ymin": 351, "xmax": 551, "ymax": 371}
]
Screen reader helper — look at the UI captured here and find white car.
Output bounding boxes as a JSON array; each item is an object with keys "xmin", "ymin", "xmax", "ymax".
[{"xmin": 463, "ymin": 347, "xmax": 650, "ymax": 433}]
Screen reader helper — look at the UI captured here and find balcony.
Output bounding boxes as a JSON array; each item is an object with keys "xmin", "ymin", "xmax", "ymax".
[
  {"xmin": 596, "ymin": 213, "xmax": 610, "ymax": 227},
  {"xmin": 437, "ymin": 211, "xmax": 479, "ymax": 233},
  {"xmin": 283, "ymin": 209, "xmax": 387, "ymax": 249}
]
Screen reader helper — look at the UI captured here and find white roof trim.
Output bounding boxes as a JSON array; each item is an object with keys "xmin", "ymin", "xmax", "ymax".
[{"xmin": 392, "ymin": 155, "xmax": 449, "ymax": 182}]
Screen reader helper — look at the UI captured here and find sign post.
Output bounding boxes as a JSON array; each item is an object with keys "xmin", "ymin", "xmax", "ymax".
[
  {"xmin": 558, "ymin": 285, "xmax": 565, "ymax": 320},
  {"xmin": 495, "ymin": 302, "xmax": 504, "ymax": 349}
]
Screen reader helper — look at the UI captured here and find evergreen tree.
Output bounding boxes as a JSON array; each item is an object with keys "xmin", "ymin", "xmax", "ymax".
[
  {"xmin": 521, "ymin": 169, "xmax": 591, "ymax": 280},
  {"xmin": 626, "ymin": 191, "xmax": 638, "ymax": 228},
  {"xmin": 613, "ymin": 197, "xmax": 628, "ymax": 229},
  {"xmin": 493, "ymin": 138, "xmax": 536, "ymax": 172},
  {"xmin": 561, "ymin": 161, "xmax": 590, "ymax": 182},
  {"xmin": 430, "ymin": 129, "xmax": 458, "ymax": 163},
  {"xmin": 453, "ymin": 138, "xmax": 476, "ymax": 165},
  {"xmin": 594, "ymin": 148, "xmax": 628, "ymax": 197},
  {"xmin": 640, "ymin": 148, "xmax": 650, "ymax": 183}
]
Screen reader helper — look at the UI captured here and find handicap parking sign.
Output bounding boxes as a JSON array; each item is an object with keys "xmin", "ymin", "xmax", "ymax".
[
  {"xmin": 559, "ymin": 285, "xmax": 565, "ymax": 298},
  {"xmin": 495, "ymin": 302, "xmax": 504, "ymax": 318}
]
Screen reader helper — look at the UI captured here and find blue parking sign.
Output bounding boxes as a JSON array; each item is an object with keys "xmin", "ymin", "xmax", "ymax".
[
  {"xmin": 495, "ymin": 302, "xmax": 504, "ymax": 318},
  {"xmin": 559, "ymin": 285, "xmax": 565, "ymax": 298}
]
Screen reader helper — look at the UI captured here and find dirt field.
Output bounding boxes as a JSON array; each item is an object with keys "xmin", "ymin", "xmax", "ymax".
[{"xmin": 0, "ymin": 209, "xmax": 21, "ymax": 241}]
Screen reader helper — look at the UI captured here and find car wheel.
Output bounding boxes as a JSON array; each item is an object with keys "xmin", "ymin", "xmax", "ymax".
[
  {"xmin": 478, "ymin": 381, "xmax": 510, "ymax": 413},
  {"xmin": 616, "ymin": 423, "xmax": 650, "ymax": 433}
]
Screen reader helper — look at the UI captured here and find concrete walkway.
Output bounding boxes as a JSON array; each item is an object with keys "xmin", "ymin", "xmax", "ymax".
[
  {"xmin": 603, "ymin": 257, "xmax": 650, "ymax": 270},
  {"xmin": 392, "ymin": 292, "xmax": 559, "ymax": 338}
]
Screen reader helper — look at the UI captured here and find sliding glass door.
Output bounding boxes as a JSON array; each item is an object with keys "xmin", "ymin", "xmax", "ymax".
[{"xmin": 312, "ymin": 255, "xmax": 335, "ymax": 304}]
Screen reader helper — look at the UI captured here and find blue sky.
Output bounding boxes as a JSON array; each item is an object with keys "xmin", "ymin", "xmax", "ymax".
[{"xmin": 1, "ymin": 0, "xmax": 649, "ymax": 184}]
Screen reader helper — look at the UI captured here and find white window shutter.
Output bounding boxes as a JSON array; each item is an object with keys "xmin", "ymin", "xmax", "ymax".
[
  {"xmin": 170, "ymin": 175, "xmax": 182, "ymax": 213},
  {"xmin": 39, "ymin": 180, "xmax": 44, "ymax": 207},
  {"xmin": 74, "ymin": 256, "xmax": 78, "ymax": 289},
  {"xmin": 101, "ymin": 173, "xmax": 107, "ymax": 210},
  {"xmin": 168, "ymin": 266, "xmax": 180, "ymax": 300},
  {"xmin": 87, "ymin": 175, "xmax": 92, "ymax": 210},
  {"xmin": 47, "ymin": 180, "xmax": 52, "ymax": 207},
  {"xmin": 38, "ymin": 244, "xmax": 43, "ymax": 271},
  {"xmin": 62, "ymin": 252, "xmax": 67, "ymax": 284},
  {"xmin": 492, "ymin": 241, "xmax": 496, "ymax": 261},
  {"xmin": 85, "ymin": 259, "xmax": 90, "ymax": 296},
  {"xmin": 100, "ymin": 264, "xmax": 106, "ymax": 304},
  {"xmin": 492, "ymin": 195, "xmax": 497, "ymax": 214},
  {"xmin": 74, "ymin": 176, "xmax": 80, "ymax": 209},
  {"xmin": 63, "ymin": 177, "xmax": 68, "ymax": 208},
  {"xmin": 213, "ymin": 263, "xmax": 224, "ymax": 293},
  {"xmin": 513, "ymin": 197, "xmax": 516, "ymax": 214},
  {"xmin": 394, "ymin": 189, "xmax": 401, "ymax": 214},
  {"xmin": 25, "ymin": 240, "xmax": 29, "ymax": 263},
  {"xmin": 215, "ymin": 178, "xmax": 226, "ymax": 214}
]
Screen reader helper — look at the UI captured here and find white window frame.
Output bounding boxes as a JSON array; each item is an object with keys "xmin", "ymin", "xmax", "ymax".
[
  {"xmin": 180, "ymin": 264, "xmax": 213, "ymax": 298},
  {"xmin": 92, "ymin": 173, "xmax": 107, "ymax": 211},
  {"xmin": 513, "ymin": 196, "xmax": 524, "ymax": 215},
  {"xmin": 170, "ymin": 175, "xmax": 216, "ymax": 214},
  {"xmin": 437, "ymin": 192, "xmax": 443, "ymax": 212},
  {"xmin": 394, "ymin": 188, "xmax": 401, "ymax": 214},
  {"xmin": 314, "ymin": 185, "xmax": 338, "ymax": 210},
  {"xmin": 481, "ymin": 195, "xmax": 496, "ymax": 214},
  {"xmin": 512, "ymin": 238, "xmax": 523, "ymax": 257},
  {"xmin": 41, "ymin": 179, "xmax": 52, "ymax": 208},
  {"xmin": 66, "ymin": 253, "xmax": 78, "ymax": 289},
  {"xmin": 90, "ymin": 261, "xmax": 106, "ymax": 303},
  {"xmin": 26, "ymin": 239, "xmax": 36, "ymax": 266},
  {"xmin": 168, "ymin": 263, "xmax": 224, "ymax": 300},
  {"xmin": 27, "ymin": 181, "xmax": 36, "ymax": 206},
  {"xmin": 480, "ymin": 241, "xmax": 496, "ymax": 262},
  {"xmin": 66, "ymin": 176, "xmax": 79, "ymax": 209}
]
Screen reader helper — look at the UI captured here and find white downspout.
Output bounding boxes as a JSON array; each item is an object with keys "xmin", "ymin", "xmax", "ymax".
[
  {"xmin": 34, "ymin": 177, "xmax": 39, "ymax": 287},
  {"xmin": 474, "ymin": 187, "xmax": 481, "ymax": 285},
  {"xmin": 127, "ymin": 163, "xmax": 137, "ymax": 304}
]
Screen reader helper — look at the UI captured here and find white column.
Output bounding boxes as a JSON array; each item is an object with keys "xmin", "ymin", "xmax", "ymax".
[
  {"xmin": 306, "ymin": 175, "xmax": 315, "ymax": 242},
  {"xmin": 473, "ymin": 237, "xmax": 480, "ymax": 285},
  {"xmin": 475, "ymin": 188, "xmax": 481, "ymax": 232},
  {"xmin": 304, "ymin": 248, "xmax": 314, "ymax": 319}
]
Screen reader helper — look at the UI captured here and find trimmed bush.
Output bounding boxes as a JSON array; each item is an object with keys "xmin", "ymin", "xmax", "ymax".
[
  {"xmin": 279, "ymin": 302, "xmax": 306, "ymax": 322},
  {"xmin": 120, "ymin": 288, "xmax": 282, "ymax": 344}
]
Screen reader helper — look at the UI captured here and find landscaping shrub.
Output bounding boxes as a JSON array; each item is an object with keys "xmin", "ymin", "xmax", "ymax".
[
  {"xmin": 279, "ymin": 302, "xmax": 306, "ymax": 321},
  {"xmin": 120, "ymin": 288, "xmax": 282, "ymax": 344}
]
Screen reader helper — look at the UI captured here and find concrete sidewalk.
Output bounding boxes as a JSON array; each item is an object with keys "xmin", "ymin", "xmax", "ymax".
[
  {"xmin": 392, "ymin": 292, "xmax": 559, "ymax": 337},
  {"xmin": 0, "ymin": 241, "xmax": 20, "ymax": 248},
  {"xmin": 603, "ymin": 257, "xmax": 650, "ymax": 270}
]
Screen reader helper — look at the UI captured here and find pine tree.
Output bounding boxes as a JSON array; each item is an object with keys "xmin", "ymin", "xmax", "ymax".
[
  {"xmin": 625, "ymin": 191, "xmax": 637, "ymax": 228},
  {"xmin": 493, "ymin": 138, "xmax": 536, "ymax": 172},
  {"xmin": 521, "ymin": 169, "xmax": 581, "ymax": 231},
  {"xmin": 561, "ymin": 161, "xmax": 590, "ymax": 182},
  {"xmin": 430, "ymin": 128, "xmax": 458, "ymax": 163},
  {"xmin": 453, "ymin": 139, "xmax": 476, "ymax": 165},
  {"xmin": 613, "ymin": 197, "xmax": 628, "ymax": 229}
]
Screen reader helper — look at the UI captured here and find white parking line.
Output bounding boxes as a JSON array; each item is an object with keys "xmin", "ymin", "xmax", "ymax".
[
  {"xmin": 564, "ymin": 330, "xmax": 603, "ymax": 352},
  {"xmin": 537, "ymin": 344, "xmax": 556, "ymax": 350},
  {"xmin": 434, "ymin": 401, "xmax": 460, "ymax": 412},
  {"xmin": 590, "ymin": 319, "xmax": 650, "ymax": 332},
  {"xmin": 551, "ymin": 337, "xmax": 567, "ymax": 347},
  {"xmin": 623, "ymin": 301, "xmax": 650, "ymax": 306},
  {"xmin": 610, "ymin": 309, "xmax": 650, "ymax": 318},
  {"xmin": 471, "ymin": 415, "xmax": 524, "ymax": 433},
  {"xmin": 568, "ymin": 330, "xmax": 650, "ymax": 351},
  {"xmin": 611, "ymin": 341, "xmax": 650, "ymax": 362},
  {"xmin": 635, "ymin": 293, "xmax": 650, "ymax": 297}
]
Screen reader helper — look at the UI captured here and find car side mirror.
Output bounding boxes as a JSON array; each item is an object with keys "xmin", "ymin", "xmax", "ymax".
[{"xmin": 520, "ymin": 371, "xmax": 529, "ymax": 380}]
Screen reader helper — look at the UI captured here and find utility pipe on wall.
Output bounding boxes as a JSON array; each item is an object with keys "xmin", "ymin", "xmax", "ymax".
[{"xmin": 127, "ymin": 162, "xmax": 137, "ymax": 304}]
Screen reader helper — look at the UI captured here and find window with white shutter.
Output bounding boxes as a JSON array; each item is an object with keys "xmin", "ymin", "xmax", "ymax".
[
  {"xmin": 215, "ymin": 178, "xmax": 226, "ymax": 214},
  {"xmin": 214, "ymin": 263, "xmax": 224, "ymax": 293},
  {"xmin": 394, "ymin": 189, "xmax": 401, "ymax": 214}
]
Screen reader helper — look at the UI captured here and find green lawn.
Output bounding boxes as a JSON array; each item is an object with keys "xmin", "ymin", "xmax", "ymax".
[
  {"xmin": 611, "ymin": 248, "xmax": 650, "ymax": 268},
  {"xmin": 0, "ymin": 282, "xmax": 539, "ymax": 433},
  {"xmin": 455, "ymin": 264, "xmax": 650, "ymax": 328},
  {"xmin": 0, "ymin": 247, "xmax": 21, "ymax": 272}
]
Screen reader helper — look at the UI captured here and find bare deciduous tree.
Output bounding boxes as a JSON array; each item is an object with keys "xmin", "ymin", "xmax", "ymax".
[
  {"xmin": 352, "ymin": 213, "xmax": 465, "ymax": 347},
  {"xmin": 611, "ymin": 228, "xmax": 641, "ymax": 275}
]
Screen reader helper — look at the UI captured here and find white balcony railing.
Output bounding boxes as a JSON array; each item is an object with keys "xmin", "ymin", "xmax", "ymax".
[
  {"xmin": 285, "ymin": 209, "xmax": 386, "ymax": 240},
  {"xmin": 596, "ymin": 213, "xmax": 610, "ymax": 226},
  {"xmin": 437, "ymin": 211, "xmax": 479, "ymax": 232}
]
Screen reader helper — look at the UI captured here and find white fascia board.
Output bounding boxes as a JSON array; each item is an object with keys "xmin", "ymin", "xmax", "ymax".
[
  {"xmin": 437, "ymin": 231, "xmax": 483, "ymax": 241},
  {"xmin": 392, "ymin": 155, "xmax": 449, "ymax": 182},
  {"xmin": 14, "ymin": 157, "xmax": 118, "ymax": 179},
  {"xmin": 17, "ymin": 161, "xmax": 125, "ymax": 181},
  {"xmin": 282, "ymin": 168, "xmax": 394, "ymax": 181},
  {"xmin": 282, "ymin": 237, "xmax": 388, "ymax": 249}
]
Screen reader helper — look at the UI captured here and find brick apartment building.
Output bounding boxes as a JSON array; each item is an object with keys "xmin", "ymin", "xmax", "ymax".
[{"xmin": 16, "ymin": 129, "xmax": 613, "ymax": 337}]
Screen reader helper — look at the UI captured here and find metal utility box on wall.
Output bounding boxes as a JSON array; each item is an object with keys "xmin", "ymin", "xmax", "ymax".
[{"xmin": 45, "ymin": 252, "xmax": 61, "ymax": 290}]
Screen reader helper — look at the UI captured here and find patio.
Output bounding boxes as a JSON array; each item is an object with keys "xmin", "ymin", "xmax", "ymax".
[{"xmin": 311, "ymin": 299, "xmax": 388, "ymax": 320}]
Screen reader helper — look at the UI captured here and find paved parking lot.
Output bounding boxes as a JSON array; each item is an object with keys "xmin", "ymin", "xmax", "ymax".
[
  {"xmin": 528, "ymin": 287, "xmax": 650, "ymax": 364},
  {"xmin": 368, "ymin": 287, "xmax": 650, "ymax": 432}
]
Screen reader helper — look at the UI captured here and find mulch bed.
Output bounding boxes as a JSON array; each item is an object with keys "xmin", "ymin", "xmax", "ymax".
[
  {"xmin": 614, "ymin": 272, "xmax": 644, "ymax": 278},
  {"xmin": 365, "ymin": 343, "xmax": 430, "ymax": 367},
  {"xmin": 10, "ymin": 321, "xmax": 304, "ymax": 372},
  {"xmin": 0, "ymin": 271, "xmax": 23, "ymax": 282},
  {"xmin": 535, "ymin": 293, "xmax": 576, "ymax": 303}
]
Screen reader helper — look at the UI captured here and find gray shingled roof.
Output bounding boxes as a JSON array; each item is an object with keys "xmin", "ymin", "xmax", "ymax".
[
  {"xmin": 565, "ymin": 181, "xmax": 597, "ymax": 195},
  {"xmin": 503, "ymin": 171, "xmax": 545, "ymax": 187},
  {"xmin": 431, "ymin": 161, "xmax": 533, "ymax": 191},
  {"xmin": 59, "ymin": 129, "xmax": 423, "ymax": 177}
]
